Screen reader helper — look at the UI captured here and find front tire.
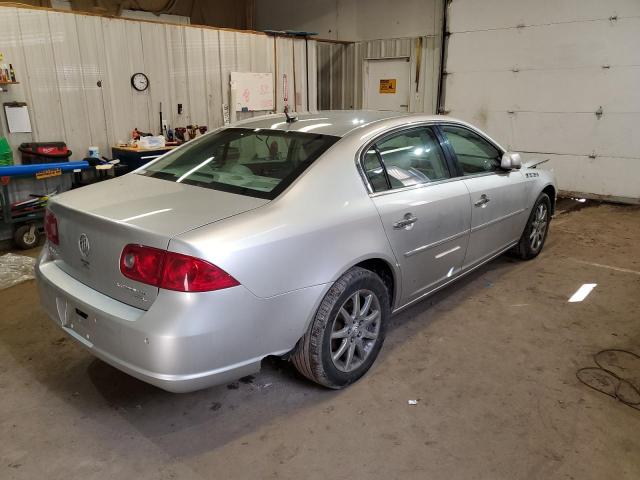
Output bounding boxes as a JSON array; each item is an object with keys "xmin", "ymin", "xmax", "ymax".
[
  {"xmin": 515, "ymin": 192, "xmax": 551, "ymax": 260},
  {"xmin": 291, "ymin": 267, "xmax": 390, "ymax": 389}
]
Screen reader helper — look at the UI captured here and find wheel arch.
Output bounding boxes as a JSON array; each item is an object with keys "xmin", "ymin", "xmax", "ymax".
[
  {"xmin": 352, "ymin": 257, "xmax": 399, "ymax": 310},
  {"xmin": 541, "ymin": 184, "xmax": 556, "ymax": 215}
]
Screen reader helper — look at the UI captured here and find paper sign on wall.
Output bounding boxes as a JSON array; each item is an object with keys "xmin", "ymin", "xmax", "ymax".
[
  {"xmin": 379, "ymin": 79, "xmax": 397, "ymax": 94},
  {"xmin": 230, "ymin": 72, "xmax": 274, "ymax": 112},
  {"xmin": 3, "ymin": 103, "xmax": 32, "ymax": 133}
]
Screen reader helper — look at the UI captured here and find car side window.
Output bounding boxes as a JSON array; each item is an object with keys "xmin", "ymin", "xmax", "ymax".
[
  {"xmin": 374, "ymin": 128, "xmax": 450, "ymax": 190},
  {"xmin": 363, "ymin": 149, "xmax": 389, "ymax": 192},
  {"xmin": 441, "ymin": 125, "xmax": 502, "ymax": 175}
]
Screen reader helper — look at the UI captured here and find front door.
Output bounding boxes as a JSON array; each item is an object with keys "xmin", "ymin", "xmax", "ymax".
[
  {"xmin": 439, "ymin": 124, "xmax": 527, "ymax": 268},
  {"xmin": 364, "ymin": 58, "xmax": 411, "ymax": 112},
  {"xmin": 362, "ymin": 126, "xmax": 471, "ymax": 305}
]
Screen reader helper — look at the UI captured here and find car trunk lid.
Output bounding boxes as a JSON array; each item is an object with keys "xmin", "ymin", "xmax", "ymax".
[{"xmin": 48, "ymin": 174, "xmax": 268, "ymax": 309}]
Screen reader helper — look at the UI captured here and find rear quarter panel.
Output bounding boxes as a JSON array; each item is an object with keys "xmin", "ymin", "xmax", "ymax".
[{"xmin": 169, "ymin": 137, "xmax": 400, "ymax": 300}]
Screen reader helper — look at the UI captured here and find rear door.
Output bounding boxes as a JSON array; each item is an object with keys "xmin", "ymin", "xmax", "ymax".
[
  {"xmin": 439, "ymin": 124, "xmax": 527, "ymax": 269},
  {"xmin": 363, "ymin": 126, "xmax": 471, "ymax": 305}
]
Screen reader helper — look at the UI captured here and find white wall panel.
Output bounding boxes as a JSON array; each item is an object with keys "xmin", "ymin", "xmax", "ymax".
[
  {"xmin": 445, "ymin": 68, "xmax": 640, "ymax": 114},
  {"xmin": 524, "ymin": 153, "xmax": 639, "ymax": 201},
  {"xmin": 0, "ymin": 7, "xmax": 35, "ymax": 152},
  {"xmin": 306, "ymin": 40, "xmax": 318, "ymax": 112},
  {"xmin": 445, "ymin": 0, "xmax": 640, "ymax": 201},
  {"xmin": 218, "ymin": 30, "xmax": 238, "ymax": 121},
  {"xmin": 447, "ymin": 18, "xmax": 640, "ymax": 73},
  {"xmin": 184, "ymin": 28, "xmax": 208, "ymax": 126},
  {"xmin": 275, "ymin": 37, "xmax": 295, "ymax": 113},
  {"xmin": 292, "ymin": 39, "xmax": 308, "ymax": 111},
  {"xmin": 202, "ymin": 28, "xmax": 223, "ymax": 128},
  {"xmin": 47, "ymin": 11, "xmax": 92, "ymax": 158},
  {"xmin": 17, "ymin": 8, "xmax": 65, "ymax": 142},
  {"xmin": 140, "ymin": 22, "xmax": 172, "ymax": 135},
  {"xmin": 449, "ymin": 0, "xmax": 640, "ymax": 33},
  {"xmin": 0, "ymin": 6, "xmax": 313, "ymax": 164},
  {"xmin": 125, "ymin": 21, "xmax": 151, "ymax": 135},
  {"xmin": 165, "ymin": 25, "xmax": 190, "ymax": 128},
  {"xmin": 101, "ymin": 17, "xmax": 140, "ymax": 143},
  {"xmin": 512, "ymin": 112, "xmax": 639, "ymax": 160},
  {"xmin": 75, "ymin": 14, "xmax": 110, "ymax": 156}
]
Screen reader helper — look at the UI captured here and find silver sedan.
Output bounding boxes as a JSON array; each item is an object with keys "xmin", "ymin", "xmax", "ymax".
[{"xmin": 36, "ymin": 111, "xmax": 556, "ymax": 392}]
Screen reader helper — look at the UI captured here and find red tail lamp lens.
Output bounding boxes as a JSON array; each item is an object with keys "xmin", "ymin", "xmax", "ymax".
[
  {"xmin": 120, "ymin": 244, "xmax": 165, "ymax": 287},
  {"xmin": 44, "ymin": 210, "xmax": 59, "ymax": 245},
  {"xmin": 160, "ymin": 251, "xmax": 240, "ymax": 292},
  {"xmin": 119, "ymin": 244, "xmax": 239, "ymax": 292}
]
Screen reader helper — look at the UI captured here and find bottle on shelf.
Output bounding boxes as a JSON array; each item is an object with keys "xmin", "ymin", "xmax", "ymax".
[{"xmin": 9, "ymin": 64, "xmax": 16, "ymax": 83}]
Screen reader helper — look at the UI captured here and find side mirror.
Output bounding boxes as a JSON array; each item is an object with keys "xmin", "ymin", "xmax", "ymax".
[{"xmin": 501, "ymin": 152, "xmax": 522, "ymax": 170}]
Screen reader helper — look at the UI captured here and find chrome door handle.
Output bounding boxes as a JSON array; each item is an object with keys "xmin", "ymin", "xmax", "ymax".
[
  {"xmin": 474, "ymin": 194, "xmax": 490, "ymax": 207},
  {"xmin": 393, "ymin": 213, "xmax": 418, "ymax": 229}
]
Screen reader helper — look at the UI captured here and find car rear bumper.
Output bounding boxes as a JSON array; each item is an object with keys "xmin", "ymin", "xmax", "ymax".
[{"xmin": 36, "ymin": 247, "xmax": 326, "ymax": 392}]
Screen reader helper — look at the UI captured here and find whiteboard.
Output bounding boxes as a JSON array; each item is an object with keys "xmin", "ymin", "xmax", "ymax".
[{"xmin": 230, "ymin": 72, "xmax": 274, "ymax": 112}]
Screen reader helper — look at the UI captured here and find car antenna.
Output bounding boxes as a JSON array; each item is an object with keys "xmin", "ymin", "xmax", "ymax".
[{"xmin": 284, "ymin": 105, "xmax": 297, "ymax": 124}]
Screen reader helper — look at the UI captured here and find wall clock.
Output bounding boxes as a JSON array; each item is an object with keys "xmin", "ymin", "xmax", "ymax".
[{"xmin": 131, "ymin": 72, "xmax": 149, "ymax": 92}]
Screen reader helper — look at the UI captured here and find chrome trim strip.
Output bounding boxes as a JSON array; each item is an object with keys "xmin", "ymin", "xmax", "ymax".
[
  {"xmin": 404, "ymin": 230, "xmax": 469, "ymax": 258},
  {"xmin": 435, "ymin": 245, "xmax": 461, "ymax": 259},
  {"xmin": 470, "ymin": 208, "xmax": 526, "ymax": 233}
]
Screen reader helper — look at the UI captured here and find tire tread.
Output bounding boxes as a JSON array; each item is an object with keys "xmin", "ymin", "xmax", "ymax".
[{"xmin": 291, "ymin": 267, "xmax": 386, "ymax": 388}]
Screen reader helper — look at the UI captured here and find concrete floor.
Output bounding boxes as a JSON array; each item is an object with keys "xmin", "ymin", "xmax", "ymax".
[{"xmin": 1, "ymin": 201, "xmax": 639, "ymax": 479}]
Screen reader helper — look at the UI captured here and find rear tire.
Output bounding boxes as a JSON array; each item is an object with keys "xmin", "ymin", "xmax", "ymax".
[
  {"xmin": 14, "ymin": 224, "xmax": 40, "ymax": 250},
  {"xmin": 291, "ymin": 267, "xmax": 390, "ymax": 389},
  {"xmin": 515, "ymin": 193, "xmax": 551, "ymax": 260}
]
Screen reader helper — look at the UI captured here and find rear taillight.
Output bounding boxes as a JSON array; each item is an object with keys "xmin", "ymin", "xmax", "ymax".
[
  {"xmin": 120, "ymin": 244, "xmax": 164, "ymax": 286},
  {"xmin": 119, "ymin": 244, "xmax": 239, "ymax": 292},
  {"xmin": 44, "ymin": 210, "xmax": 59, "ymax": 245}
]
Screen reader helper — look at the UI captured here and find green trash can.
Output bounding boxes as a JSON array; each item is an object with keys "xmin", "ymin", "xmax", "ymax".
[{"xmin": 0, "ymin": 137, "xmax": 13, "ymax": 166}]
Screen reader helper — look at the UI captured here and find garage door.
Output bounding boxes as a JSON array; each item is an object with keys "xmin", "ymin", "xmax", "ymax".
[{"xmin": 443, "ymin": 0, "xmax": 640, "ymax": 203}]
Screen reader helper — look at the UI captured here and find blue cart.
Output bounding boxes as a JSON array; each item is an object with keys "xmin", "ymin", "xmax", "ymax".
[{"xmin": 0, "ymin": 161, "xmax": 88, "ymax": 249}]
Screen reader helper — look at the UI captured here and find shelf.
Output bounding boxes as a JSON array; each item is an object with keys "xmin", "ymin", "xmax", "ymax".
[{"xmin": 0, "ymin": 82, "xmax": 19, "ymax": 85}]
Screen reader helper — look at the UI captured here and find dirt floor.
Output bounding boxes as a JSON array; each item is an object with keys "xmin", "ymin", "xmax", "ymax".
[{"xmin": 1, "ymin": 200, "xmax": 639, "ymax": 480}]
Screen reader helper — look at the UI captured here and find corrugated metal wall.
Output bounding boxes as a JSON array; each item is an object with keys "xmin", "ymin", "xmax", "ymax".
[
  {"xmin": 317, "ymin": 36, "xmax": 441, "ymax": 114},
  {"xmin": 0, "ymin": 5, "xmax": 317, "ymax": 162},
  {"xmin": 444, "ymin": 0, "xmax": 640, "ymax": 202},
  {"xmin": 316, "ymin": 41, "xmax": 359, "ymax": 110}
]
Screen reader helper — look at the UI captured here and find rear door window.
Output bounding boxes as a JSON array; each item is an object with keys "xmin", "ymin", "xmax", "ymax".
[{"xmin": 368, "ymin": 127, "xmax": 451, "ymax": 191}]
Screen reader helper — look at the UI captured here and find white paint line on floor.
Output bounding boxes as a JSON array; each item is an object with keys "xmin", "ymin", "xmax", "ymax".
[
  {"xmin": 568, "ymin": 283, "xmax": 597, "ymax": 303},
  {"xmin": 569, "ymin": 258, "xmax": 640, "ymax": 276}
]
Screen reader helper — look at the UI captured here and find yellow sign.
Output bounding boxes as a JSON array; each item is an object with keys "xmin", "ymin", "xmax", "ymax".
[
  {"xmin": 379, "ymin": 79, "xmax": 396, "ymax": 94},
  {"xmin": 36, "ymin": 168, "xmax": 62, "ymax": 180}
]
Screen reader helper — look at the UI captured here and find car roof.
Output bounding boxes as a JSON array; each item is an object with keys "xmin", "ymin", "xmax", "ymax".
[{"xmin": 232, "ymin": 110, "xmax": 448, "ymax": 137}]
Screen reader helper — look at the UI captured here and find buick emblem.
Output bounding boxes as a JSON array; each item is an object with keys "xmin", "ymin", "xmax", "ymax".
[{"xmin": 78, "ymin": 233, "xmax": 91, "ymax": 257}]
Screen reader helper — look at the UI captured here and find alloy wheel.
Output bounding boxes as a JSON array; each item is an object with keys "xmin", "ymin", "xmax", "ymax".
[
  {"xmin": 330, "ymin": 289, "xmax": 381, "ymax": 373},
  {"xmin": 529, "ymin": 203, "xmax": 548, "ymax": 251}
]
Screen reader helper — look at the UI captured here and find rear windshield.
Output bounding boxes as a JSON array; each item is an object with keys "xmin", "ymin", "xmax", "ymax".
[{"xmin": 138, "ymin": 128, "xmax": 339, "ymax": 199}]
